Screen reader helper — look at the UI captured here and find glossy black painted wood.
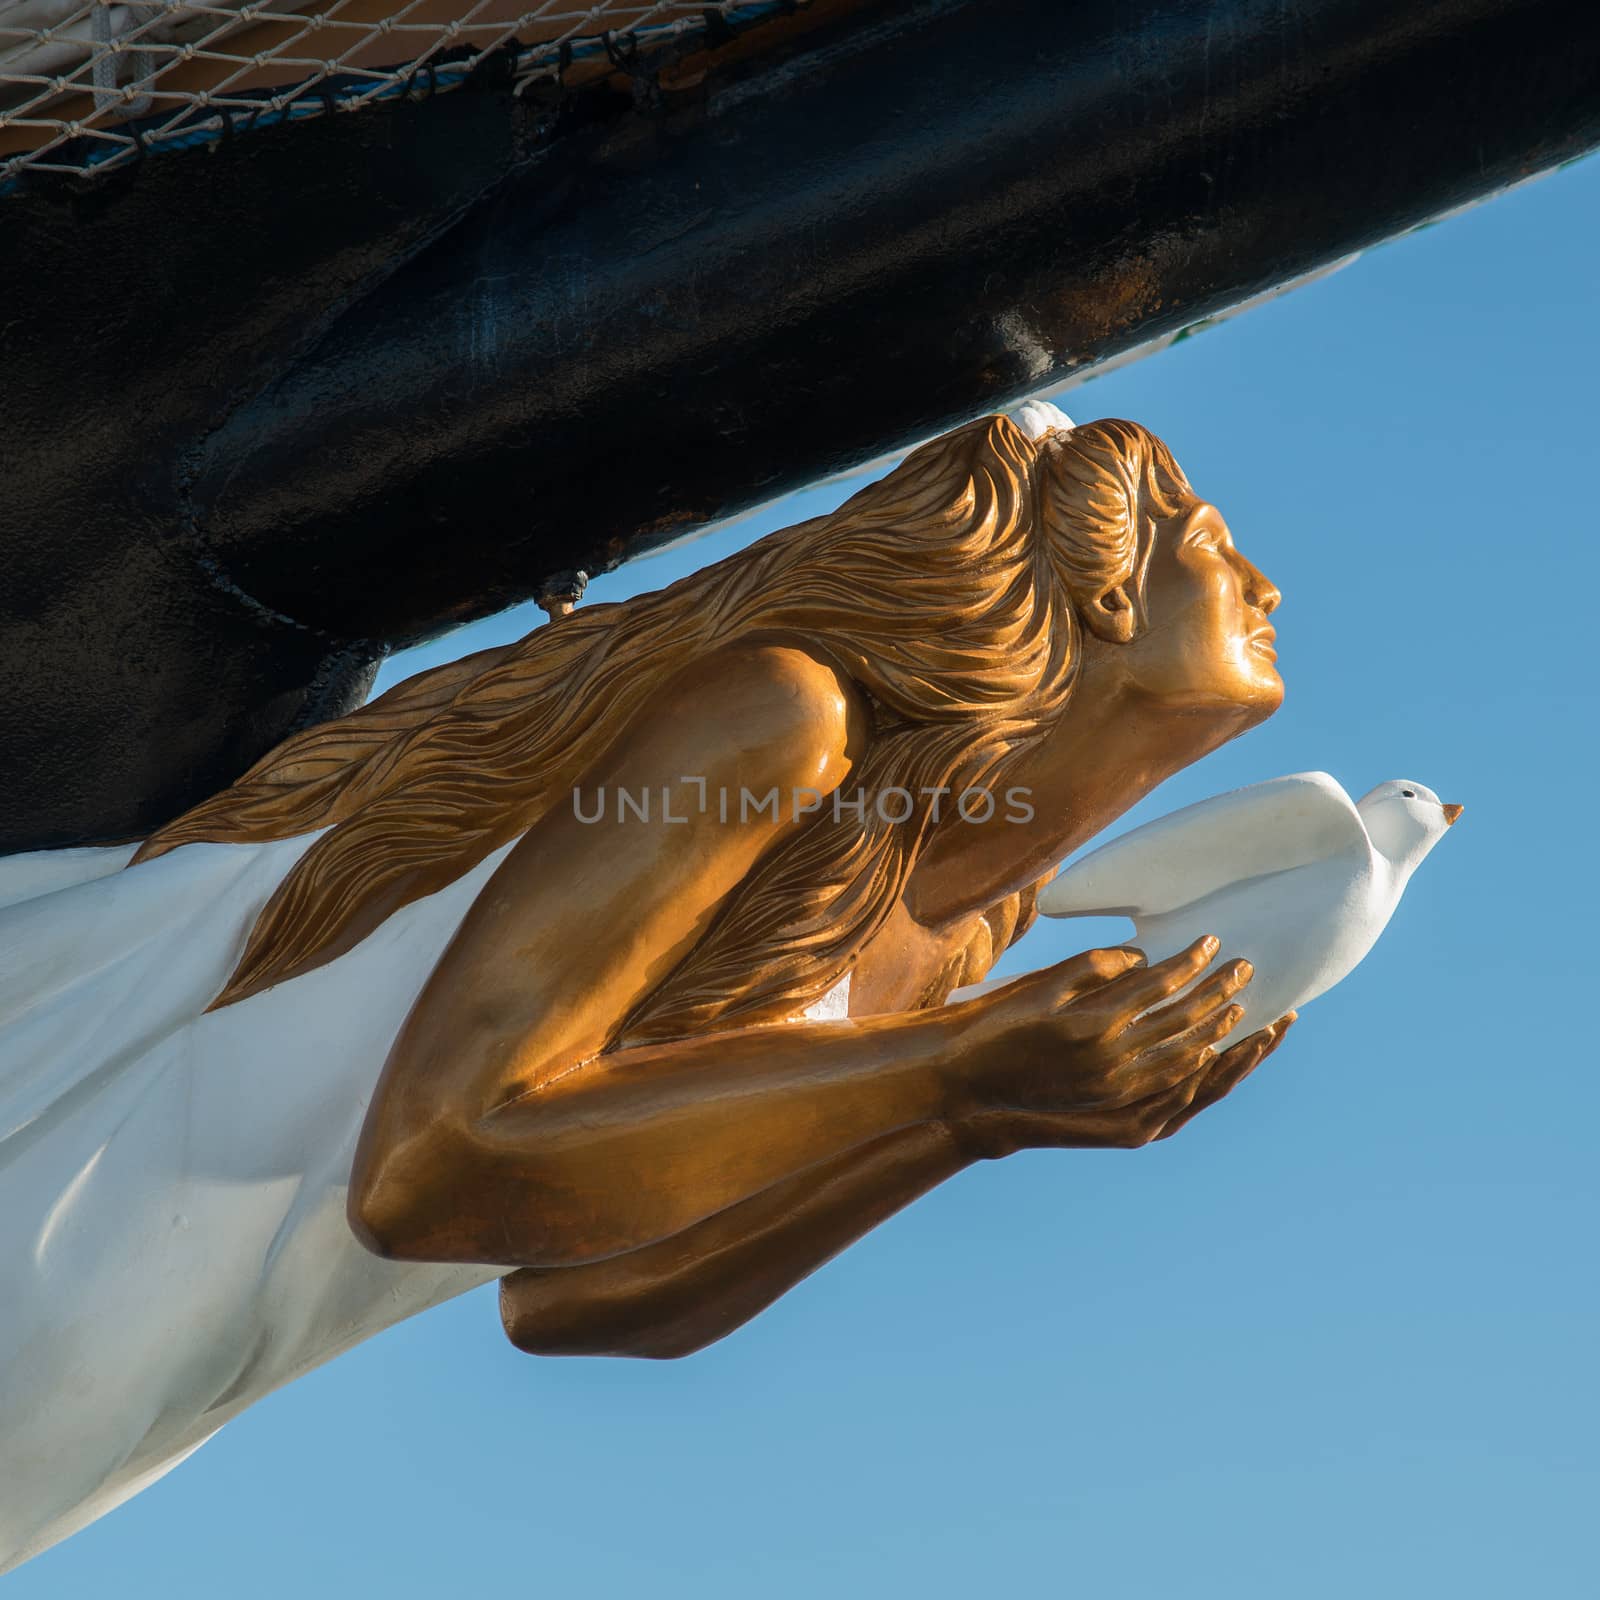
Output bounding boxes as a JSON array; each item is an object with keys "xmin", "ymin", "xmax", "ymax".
[{"xmin": 3, "ymin": 0, "xmax": 1597, "ymax": 849}]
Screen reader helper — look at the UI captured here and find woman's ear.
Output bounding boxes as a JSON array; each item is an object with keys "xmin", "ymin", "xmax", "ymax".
[{"xmin": 1083, "ymin": 583, "xmax": 1139, "ymax": 644}]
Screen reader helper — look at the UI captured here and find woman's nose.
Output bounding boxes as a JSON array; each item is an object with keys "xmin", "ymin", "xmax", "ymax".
[{"xmin": 1236, "ymin": 553, "xmax": 1281, "ymax": 615}]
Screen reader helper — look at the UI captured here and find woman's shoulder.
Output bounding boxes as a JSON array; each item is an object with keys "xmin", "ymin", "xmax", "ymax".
[
  {"xmin": 638, "ymin": 642, "xmax": 870, "ymax": 791},
  {"xmin": 665, "ymin": 640, "xmax": 858, "ymax": 710}
]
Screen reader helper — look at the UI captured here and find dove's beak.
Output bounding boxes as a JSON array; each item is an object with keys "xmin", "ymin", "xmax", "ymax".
[{"xmin": 1442, "ymin": 803, "xmax": 1464, "ymax": 826}]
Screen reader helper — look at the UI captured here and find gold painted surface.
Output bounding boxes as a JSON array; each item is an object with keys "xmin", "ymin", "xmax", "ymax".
[{"xmin": 141, "ymin": 411, "xmax": 1295, "ymax": 1358}]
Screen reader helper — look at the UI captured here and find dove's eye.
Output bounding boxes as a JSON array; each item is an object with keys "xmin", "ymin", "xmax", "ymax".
[{"xmin": 1401, "ymin": 789, "xmax": 1416, "ymax": 798}]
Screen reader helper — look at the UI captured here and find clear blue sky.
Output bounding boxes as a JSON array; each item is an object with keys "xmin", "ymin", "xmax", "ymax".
[{"xmin": 16, "ymin": 156, "xmax": 1598, "ymax": 1598}]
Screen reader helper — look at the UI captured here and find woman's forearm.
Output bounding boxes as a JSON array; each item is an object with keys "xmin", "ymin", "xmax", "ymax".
[
  {"xmin": 500, "ymin": 1121, "xmax": 973, "ymax": 1359},
  {"xmin": 352, "ymin": 1008, "xmax": 973, "ymax": 1270}
]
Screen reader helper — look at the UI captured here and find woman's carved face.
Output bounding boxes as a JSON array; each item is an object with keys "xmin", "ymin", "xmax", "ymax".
[{"xmin": 1121, "ymin": 500, "xmax": 1284, "ymax": 718}]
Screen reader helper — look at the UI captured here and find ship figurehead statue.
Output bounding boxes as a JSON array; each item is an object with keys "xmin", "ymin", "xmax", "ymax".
[{"xmin": 1, "ymin": 405, "xmax": 1302, "ymax": 1568}]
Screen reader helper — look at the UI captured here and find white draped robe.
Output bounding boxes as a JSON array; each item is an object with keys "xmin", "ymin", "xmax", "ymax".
[{"xmin": 0, "ymin": 834, "xmax": 516, "ymax": 1569}]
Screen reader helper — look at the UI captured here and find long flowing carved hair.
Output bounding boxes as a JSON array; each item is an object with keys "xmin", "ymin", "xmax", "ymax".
[{"xmin": 138, "ymin": 415, "xmax": 1193, "ymax": 1028}]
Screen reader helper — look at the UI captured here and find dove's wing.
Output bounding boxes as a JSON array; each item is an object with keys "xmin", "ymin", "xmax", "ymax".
[{"xmin": 1036, "ymin": 771, "xmax": 1370, "ymax": 919}]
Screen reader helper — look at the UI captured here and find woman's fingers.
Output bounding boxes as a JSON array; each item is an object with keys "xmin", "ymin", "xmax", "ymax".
[
  {"xmin": 959, "ymin": 1009, "xmax": 1297, "ymax": 1154},
  {"xmin": 1153, "ymin": 996, "xmax": 1246, "ymax": 1066},
  {"xmin": 1099, "ymin": 998, "xmax": 1244, "ymax": 1106},
  {"xmin": 1121, "ymin": 957, "xmax": 1252, "ymax": 1052},
  {"xmin": 1152, "ymin": 1011, "xmax": 1296, "ymax": 1141},
  {"xmin": 1028, "ymin": 945, "xmax": 1148, "ymax": 1009},
  {"xmin": 1084, "ymin": 936, "xmax": 1222, "ymax": 1032}
]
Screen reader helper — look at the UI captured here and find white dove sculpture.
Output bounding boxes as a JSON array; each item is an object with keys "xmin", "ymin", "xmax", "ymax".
[{"xmin": 1031, "ymin": 771, "xmax": 1463, "ymax": 1046}]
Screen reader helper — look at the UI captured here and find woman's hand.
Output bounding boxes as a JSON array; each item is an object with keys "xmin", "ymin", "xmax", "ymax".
[{"xmin": 946, "ymin": 937, "xmax": 1295, "ymax": 1159}]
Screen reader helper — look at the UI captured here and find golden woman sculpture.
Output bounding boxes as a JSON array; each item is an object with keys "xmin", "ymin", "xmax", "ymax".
[{"xmin": 0, "ymin": 409, "xmax": 1291, "ymax": 1568}]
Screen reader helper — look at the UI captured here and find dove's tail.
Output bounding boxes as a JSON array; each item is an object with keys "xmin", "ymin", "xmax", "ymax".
[{"xmin": 1035, "ymin": 857, "xmax": 1139, "ymax": 920}]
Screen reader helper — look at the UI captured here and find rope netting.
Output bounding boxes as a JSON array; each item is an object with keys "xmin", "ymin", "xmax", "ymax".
[{"xmin": 0, "ymin": 0, "xmax": 797, "ymax": 188}]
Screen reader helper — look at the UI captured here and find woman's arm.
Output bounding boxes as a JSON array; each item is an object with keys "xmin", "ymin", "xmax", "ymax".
[
  {"xmin": 501, "ymin": 1123, "xmax": 969, "ymax": 1357},
  {"xmin": 350, "ymin": 637, "xmax": 910, "ymax": 1266},
  {"xmin": 501, "ymin": 1013, "xmax": 1293, "ymax": 1359},
  {"xmin": 356, "ymin": 993, "xmax": 973, "ymax": 1268},
  {"xmin": 348, "ymin": 641, "xmax": 1266, "ymax": 1275}
]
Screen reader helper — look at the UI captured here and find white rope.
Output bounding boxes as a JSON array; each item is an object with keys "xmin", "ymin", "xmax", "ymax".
[{"xmin": 0, "ymin": 0, "xmax": 764, "ymax": 186}]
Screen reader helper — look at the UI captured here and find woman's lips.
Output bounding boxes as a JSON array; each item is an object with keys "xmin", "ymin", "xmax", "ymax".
[{"xmin": 1248, "ymin": 627, "xmax": 1277, "ymax": 661}]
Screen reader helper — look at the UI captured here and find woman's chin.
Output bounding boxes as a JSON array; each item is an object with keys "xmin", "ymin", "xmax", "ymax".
[
  {"xmin": 1127, "ymin": 661, "xmax": 1282, "ymax": 730},
  {"xmin": 1241, "ymin": 670, "xmax": 1285, "ymax": 723},
  {"xmin": 1204, "ymin": 669, "xmax": 1284, "ymax": 727}
]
